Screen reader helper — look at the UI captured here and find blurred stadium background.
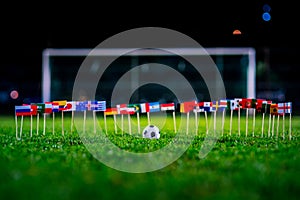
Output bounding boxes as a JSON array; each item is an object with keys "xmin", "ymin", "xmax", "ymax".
[{"xmin": 0, "ymin": 1, "xmax": 299, "ymax": 114}]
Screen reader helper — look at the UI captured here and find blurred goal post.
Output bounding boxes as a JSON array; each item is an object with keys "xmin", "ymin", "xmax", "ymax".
[{"xmin": 42, "ymin": 47, "xmax": 256, "ymax": 102}]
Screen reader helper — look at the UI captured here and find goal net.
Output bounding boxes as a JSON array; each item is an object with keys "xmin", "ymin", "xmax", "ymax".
[{"xmin": 42, "ymin": 48, "xmax": 255, "ymax": 103}]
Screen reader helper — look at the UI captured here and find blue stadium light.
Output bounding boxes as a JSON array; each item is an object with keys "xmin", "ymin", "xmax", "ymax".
[{"xmin": 262, "ymin": 12, "xmax": 271, "ymax": 21}]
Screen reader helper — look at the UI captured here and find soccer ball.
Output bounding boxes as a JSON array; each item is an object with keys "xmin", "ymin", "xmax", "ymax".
[{"xmin": 142, "ymin": 125, "xmax": 160, "ymax": 139}]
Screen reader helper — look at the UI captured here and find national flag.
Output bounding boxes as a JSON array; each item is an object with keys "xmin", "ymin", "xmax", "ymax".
[
  {"xmin": 218, "ymin": 99, "xmax": 228, "ymax": 111},
  {"xmin": 262, "ymin": 100, "xmax": 272, "ymax": 114},
  {"xmin": 75, "ymin": 101, "xmax": 87, "ymax": 111},
  {"xmin": 38, "ymin": 103, "xmax": 46, "ymax": 113},
  {"xmin": 194, "ymin": 102, "xmax": 205, "ymax": 113},
  {"xmin": 85, "ymin": 101, "xmax": 92, "ymax": 111},
  {"xmin": 230, "ymin": 100, "xmax": 237, "ymax": 110},
  {"xmin": 90, "ymin": 101, "xmax": 106, "ymax": 111},
  {"xmin": 160, "ymin": 103, "xmax": 175, "ymax": 111},
  {"xmin": 270, "ymin": 103, "xmax": 278, "ymax": 115},
  {"xmin": 117, "ymin": 104, "xmax": 128, "ymax": 114},
  {"xmin": 234, "ymin": 98, "xmax": 242, "ymax": 110},
  {"xmin": 277, "ymin": 103, "xmax": 285, "ymax": 116},
  {"xmin": 63, "ymin": 101, "xmax": 76, "ymax": 112},
  {"xmin": 51, "ymin": 102, "xmax": 60, "ymax": 112},
  {"xmin": 128, "ymin": 104, "xmax": 140, "ymax": 114},
  {"xmin": 104, "ymin": 108, "xmax": 118, "ymax": 115},
  {"xmin": 256, "ymin": 99, "xmax": 266, "ymax": 112},
  {"xmin": 15, "ymin": 105, "xmax": 36, "ymax": 116},
  {"xmin": 210, "ymin": 101, "xmax": 219, "ymax": 112},
  {"xmin": 149, "ymin": 102, "xmax": 160, "ymax": 112},
  {"xmin": 117, "ymin": 104, "xmax": 136, "ymax": 115},
  {"xmin": 285, "ymin": 102, "xmax": 292, "ymax": 114},
  {"xmin": 31, "ymin": 103, "xmax": 45, "ymax": 114},
  {"xmin": 241, "ymin": 98, "xmax": 252, "ymax": 109},
  {"xmin": 53, "ymin": 100, "xmax": 67, "ymax": 111},
  {"xmin": 203, "ymin": 102, "xmax": 212, "ymax": 112},
  {"xmin": 180, "ymin": 101, "xmax": 197, "ymax": 113},
  {"xmin": 226, "ymin": 99, "xmax": 232, "ymax": 110},
  {"xmin": 44, "ymin": 102, "xmax": 53, "ymax": 114},
  {"xmin": 250, "ymin": 99, "xmax": 257, "ymax": 109},
  {"xmin": 140, "ymin": 103, "xmax": 150, "ymax": 113}
]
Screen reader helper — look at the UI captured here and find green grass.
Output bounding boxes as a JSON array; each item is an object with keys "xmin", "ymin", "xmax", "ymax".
[{"xmin": 0, "ymin": 112, "xmax": 299, "ymax": 200}]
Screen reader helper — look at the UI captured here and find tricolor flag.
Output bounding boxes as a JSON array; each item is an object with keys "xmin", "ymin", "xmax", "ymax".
[
  {"xmin": 262, "ymin": 100, "xmax": 272, "ymax": 114},
  {"xmin": 91, "ymin": 101, "xmax": 106, "ymax": 111},
  {"xmin": 180, "ymin": 101, "xmax": 197, "ymax": 113},
  {"xmin": 15, "ymin": 105, "xmax": 37, "ymax": 116},
  {"xmin": 52, "ymin": 102, "xmax": 60, "ymax": 112},
  {"xmin": 104, "ymin": 108, "xmax": 118, "ymax": 115},
  {"xmin": 160, "ymin": 103, "xmax": 175, "ymax": 111},
  {"xmin": 117, "ymin": 104, "xmax": 136, "ymax": 115},
  {"xmin": 285, "ymin": 102, "xmax": 292, "ymax": 114},
  {"xmin": 53, "ymin": 100, "xmax": 67, "ymax": 111},
  {"xmin": 149, "ymin": 102, "xmax": 160, "ymax": 112}
]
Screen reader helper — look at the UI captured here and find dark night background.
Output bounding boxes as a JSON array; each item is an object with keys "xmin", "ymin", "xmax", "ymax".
[{"xmin": 1, "ymin": 1, "xmax": 299, "ymax": 114}]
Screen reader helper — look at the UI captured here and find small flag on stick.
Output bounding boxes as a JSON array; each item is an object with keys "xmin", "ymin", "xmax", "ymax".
[
  {"xmin": 161, "ymin": 103, "xmax": 176, "ymax": 133},
  {"xmin": 53, "ymin": 100, "xmax": 67, "ymax": 136},
  {"xmin": 104, "ymin": 108, "xmax": 118, "ymax": 135},
  {"xmin": 51, "ymin": 102, "xmax": 59, "ymax": 135},
  {"xmin": 284, "ymin": 102, "xmax": 292, "ymax": 140},
  {"xmin": 90, "ymin": 101, "xmax": 106, "ymax": 134}
]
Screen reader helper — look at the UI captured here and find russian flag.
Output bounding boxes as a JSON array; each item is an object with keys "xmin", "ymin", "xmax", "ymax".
[{"xmin": 15, "ymin": 105, "xmax": 36, "ymax": 116}]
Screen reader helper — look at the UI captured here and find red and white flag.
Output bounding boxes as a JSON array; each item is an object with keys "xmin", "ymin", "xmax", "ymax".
[{"xmin": 160, "ymin": 103, "xmax": 175, "ymax": 111}]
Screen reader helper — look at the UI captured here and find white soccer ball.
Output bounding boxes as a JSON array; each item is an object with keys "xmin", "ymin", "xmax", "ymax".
[{"xmin": 142, "ymin": 125, "xmax": 160, "ymax": 139}]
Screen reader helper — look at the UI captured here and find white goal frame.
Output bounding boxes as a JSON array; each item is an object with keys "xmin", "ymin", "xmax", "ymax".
[{"xmin": 42, "ymin": 47, "xmax": 256, "ymax": 102}]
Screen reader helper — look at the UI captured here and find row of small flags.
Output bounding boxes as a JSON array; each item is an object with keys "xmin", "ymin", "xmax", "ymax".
[
  {"xmin": 14, "ymin": 99, "xmax": 293, "ymax": 140},
  {"xmin": 15, "ymin": 99, "xmax": 292, "ymax": 116}
]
